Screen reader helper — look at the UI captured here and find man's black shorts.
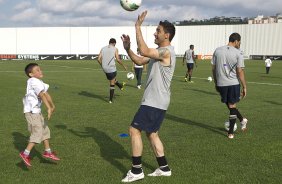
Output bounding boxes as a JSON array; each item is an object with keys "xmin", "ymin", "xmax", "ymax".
[
  {"xmin": 186, "ymin": 63, "xmax": 194, "ymax": 70},
  {"xmin": 131, "ymin": 105, "xmax": 166, "ymax": 133},
  {"xmin": 217, "ymin": 84, "xmax": 240, "ymax": 104},
  {"xmin": 105, "ymin": 71, "xmax": 117, "ymax": 80}
]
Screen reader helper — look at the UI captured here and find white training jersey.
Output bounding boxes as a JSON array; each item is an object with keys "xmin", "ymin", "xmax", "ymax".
[
  {"xmin": 265, "ymin": 58, "xmax": 272, "ymax": 67},
  {"xmin": 184, "ymin": 49, "xmax": 194, "ymax": 64},
  {"xmin": 23, "ymin": 77, "xmax": 49, "ymax": 113}
]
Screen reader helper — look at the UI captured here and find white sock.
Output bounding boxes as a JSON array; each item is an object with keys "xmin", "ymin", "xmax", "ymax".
[
  {"xmin": 45, "ymin": 148, "xmax": 52, "ymax": 153},
  {"xmin": 24, "ymin": 149, "xmax": 30, "ymax": 156}
]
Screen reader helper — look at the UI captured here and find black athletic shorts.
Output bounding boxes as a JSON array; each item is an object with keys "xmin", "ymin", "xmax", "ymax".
[
  {"xmin": 217, "ymin": 84, "xmax": 240, "ymax": 104},
  {"xmin": 187, "ymin": 63, "xmax": 194, "ymax": 70},
  {"xmin": 105, "ymin": 71, "xmax": 117, "ymax": 80},
  {"xmin": 131, "ymin": 105, "xmax": 166, "ymax": 133}
]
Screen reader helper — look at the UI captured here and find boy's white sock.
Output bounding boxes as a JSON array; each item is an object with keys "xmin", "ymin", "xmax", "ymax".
[
  {"xmin": 24, "ymin": 149, "xmax": 30, "ymax": 156},
  {"xmin": 45, "ymin": 148, "xmax": 52, "ymax": 153}
]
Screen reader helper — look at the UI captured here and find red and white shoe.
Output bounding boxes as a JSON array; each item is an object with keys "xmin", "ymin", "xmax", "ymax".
[
  {"xmin": 19, "ymin": 152, "xmax": 32, "ymax": 167},
  {"xmin": 43, "ymin": 151, "xmax": 60, "ymax": 161}
]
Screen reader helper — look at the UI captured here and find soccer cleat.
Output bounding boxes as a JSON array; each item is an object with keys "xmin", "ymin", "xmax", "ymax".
[
  {"xmin": 109, "ymin": 101, "xmax": 112, "ymax": 104},
  {"xmin": 43, "ymin": 151, "xmax": 60, "ymax": 161},
  {"xmin": 188, "ymin": 81, "xmax": 194, "ymax": 83},
  {"xmin": 19, "ymin": 152, "xmax": 32, "ymax": 167},
  {"xmin": 240, "ymin": 118, "xmax": 248, "ymax": 131},
  {"xmin": 121, "ymin": 170, "xmax": 144, "ymax": 183},
  {"xmin": 228, "ymin": 134, "xmax": 234, "ymax": 139},
  {"xmin": 121, "ymin": 82, "xmax": 126, "ymax": 91},
  {"xmin": 184, "ymin": 78, "xmax": 188, "ymax": 82},
  {"xmin": 148, "ymin": 168, "xmax": 172, "ymax": 177},
  {"xmin": 137, "ymin": 85, "xmax": 141, "ymax": 89}
]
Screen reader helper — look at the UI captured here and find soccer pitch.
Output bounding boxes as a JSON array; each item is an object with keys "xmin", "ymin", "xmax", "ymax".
[{"xmin": 0, "ymin": 59, "xmax": 281, "ymax": 184}]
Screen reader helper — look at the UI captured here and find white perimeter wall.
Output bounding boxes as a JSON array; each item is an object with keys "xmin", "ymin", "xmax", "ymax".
[
  {"xmin": 0, "ymin": 23, "xmax": 281, "ymax": 57},
  {"xmin": 176, "ymin": 23, "xmax": 282, "ymax": 57}
]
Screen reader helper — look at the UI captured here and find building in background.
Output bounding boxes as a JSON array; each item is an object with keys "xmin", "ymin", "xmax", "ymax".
[{"xmin": 248, "ymin": 13, "xmax": 282, "ymax": 24}]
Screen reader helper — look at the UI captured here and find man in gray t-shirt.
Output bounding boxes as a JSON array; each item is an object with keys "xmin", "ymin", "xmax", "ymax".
[
  {"xmin": 98, "ymin": 38, "xmax": 127, "ymax": 103},
  {"xmin": 121, "ymin": 11, "xmax": 175, "ymax": 182},
  {"xmin": 183, "ymin": 44, "xmax": 196, "ymax": 82},
  {"xmin": 211, "ymin": 33, "xmax": 248, "ymax": 139}
]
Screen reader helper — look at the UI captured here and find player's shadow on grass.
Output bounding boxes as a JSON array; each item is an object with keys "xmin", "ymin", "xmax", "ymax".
[
  {"xmin": 188, "ymin": 89, "xmax": 218, "ymax": 96},
  {"xmin": 67, "ymin": 127, "xmax": 154, "ymax": 174},
  {"xmin": 165, "ymin": 114, "xmax": 226, "ymax": 136},
  {"xmin": 12, "ymin": 132, "xmax": 57, "ymax": 170},
  {"xmin": 78, "ymin": 91, "xmax": 112, "ymax": 102},
  {"xmin": 260, "ymin": 75, "xmax": 282, "ymax": 79},
  {"xmin": 123, "ymin": 82, "xmax": 146, "ymax": 90},
  {"xmin": 265, "ymin": 100, "xmax": 282, "ymax": 106}
]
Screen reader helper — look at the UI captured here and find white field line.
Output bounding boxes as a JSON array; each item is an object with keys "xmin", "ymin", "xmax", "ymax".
[
  {"xmin": 1, "ymin": 64, "xmax": 281, "ymax": 86},
  {"xmin": 173, "ymin": 75, "xmax": 282, "ymax": 86}
]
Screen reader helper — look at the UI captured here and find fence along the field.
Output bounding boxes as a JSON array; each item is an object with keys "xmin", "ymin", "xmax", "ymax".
[{"xmin": 0, "ymin": 24, "xmax": 281, "ymax": 58}]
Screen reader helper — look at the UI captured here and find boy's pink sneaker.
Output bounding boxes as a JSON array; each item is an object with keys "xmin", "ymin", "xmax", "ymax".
[
  {"xmin": 19, "ymin": 152, "xmax": 32, "ymax": 167},
  {"xmin": 43, "ymin": 151, "xmax": 60, "ymax": 161}
]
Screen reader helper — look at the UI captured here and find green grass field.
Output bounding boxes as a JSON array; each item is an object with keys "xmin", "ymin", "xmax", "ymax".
[{"xmin": 0, "ymin": 59, "xmax": 281, "ymax": 184}]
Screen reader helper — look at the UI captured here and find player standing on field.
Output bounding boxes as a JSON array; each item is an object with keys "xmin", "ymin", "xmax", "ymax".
[
  {"xmin": 121, "ymin": 11, "xmax": 176, "ymax": 182},
  {"xmin": 264, "ymin": 56, "xmax": 272, "ymax": 74},
  {"xmin": 98, "ymin": 38, "xmax": 127, "ymax": 103},
  {"xmin": 133, "ymin": 48, "xmax": 144, "ymax": 89},
  {"xmin": 211, "ymin": 33, "xmax": 248, "ymax": 139},
  {"xmin": 183, "ymin": 44, "xmax": 196, "ymax": 83}
]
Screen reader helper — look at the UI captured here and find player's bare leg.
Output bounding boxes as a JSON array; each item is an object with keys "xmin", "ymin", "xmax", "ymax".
[{"xmin": 147, "ymin": 132, "xmax": 171, "ymax": 176}]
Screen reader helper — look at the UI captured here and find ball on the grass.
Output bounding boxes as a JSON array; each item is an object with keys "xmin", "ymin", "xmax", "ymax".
[
  {"xmin": 207, "ymin": 76, "xmax": 213, "ymax": 82},
  {"xmin": 127, "ymin": 72, "xmax": 135, "ymax": 80},
  {"xmin": 224, "ymin": 121, "xmax": 237, "ymax": 132}
]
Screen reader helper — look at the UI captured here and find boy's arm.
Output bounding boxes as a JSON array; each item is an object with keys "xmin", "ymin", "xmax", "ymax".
[
  {"xmin": 44, "ymin": 92, "xmax": 55, "ymax": 110},
  {"xmin": 39, "ymin": 92, "xmax": 53, "ymax": 120}
]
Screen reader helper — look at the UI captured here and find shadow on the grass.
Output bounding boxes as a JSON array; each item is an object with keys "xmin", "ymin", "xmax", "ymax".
[
  {"xmin": 260, "ymin": 75, "xmax": 282, "ymax": 79},
  {"xmin": 66, "ymin": 126, "xmax": 154, "ymax": 174},
  {"xmin": 187, "ymin": 88, "xmax": 218, "ymax": 96},
  {"xmin": 165, "ymin": 114, "xmax": 225, "ymax": 136},
  {"xmin": 78, "ymin": 91, "xmax": 108, "ymax": 102},
  {"xmin": 12, "ymin": 132, "xmax": 57, "ymax": 170},
  {"xmin": 265, "ymin": 100, "xmax": 282, "ymax": 106},
  {"xmin": 123, "ymin": 83, "xmax": 139, "ymax": 89}
]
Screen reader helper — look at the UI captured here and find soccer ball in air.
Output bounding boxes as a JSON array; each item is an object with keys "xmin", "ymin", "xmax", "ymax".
[
  {"xmin": 207, "ymin": 76, "xmax": 213, "ymax": 82},
  {"xmin": 224, "ymin": 121, "xmax": 237, "ymax": 132},
  {"xmin": 120, "ymin": 0, "xmax": 142, "ymax": 11},
  {"xmin": 127, "ymin": 72, "xmax": 135, "ymax": 80}
]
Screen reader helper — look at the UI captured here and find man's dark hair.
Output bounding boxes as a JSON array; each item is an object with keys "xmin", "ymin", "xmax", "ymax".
[
  {"xmin": 190, "ymin": 45, "xmax": 194, "ymax": 49},
  {"xmin": 25, "ymin": 63, "xmax": 38, "ymax": 78},
  {"xmin": 109, "ymin": 38, "xmax": 116, "ymax": 44},
  {"xmin": 159, "ymin": 20, "xmax": 175, "ymax": 42},
  {"xmin": 229, "ymin": 33, "xmax": 241, "ymax": 43}
]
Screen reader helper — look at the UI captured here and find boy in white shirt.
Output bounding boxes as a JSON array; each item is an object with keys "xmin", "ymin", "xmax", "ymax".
[{"xmin": 20, "ymin": 63, "xmax": 60, "ymax": 167}]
